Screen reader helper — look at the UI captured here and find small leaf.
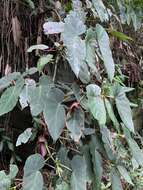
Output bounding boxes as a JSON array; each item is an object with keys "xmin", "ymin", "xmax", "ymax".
[
  {"xmin": 90, "ymin": 148, "xmax": 103, "ymax": 190},
  {"xmin": 9, "ymin": 165, "xmax": 18, "ymax": 179},
  {"xmin": 95, "ymin": 24, "xmax": 115, "ymax": 81},
  {"xmin": 86, "ymin": 84, "xmax": 101, "ymax": 96},
  {"xmin": 66, "ymin": 107, "xmax": 84, "ymax": 142},
  {"xmin": 92, "ymin": 0, "xmax": 109, "ymax": 22},
  {"xmin": 43, "ymin": 22, "xmax": 65, "ymax": 34},
  {"xmin": 109, "ymin": 29, "xmax": 133, "ymax": 41},
  {"xmin": 37, "ymin": 54, "xmax": 53, "ymax": 72},
  {"xmin": 27, "ymin": 44, "xmax": 49, "ymax": 52},
  {"xmin": 117, "ymin": 165, "xmax": 134, "ymax": 185},
  {"xmin": 0, "ymin": 77, "xmax": 24, "ymax": 116},
  {"xmin": 16, "ymin": 128, "xmax": 32, "ymax": 147},
  {"xmin": 86, "ymin": 85, "xmax": 106, "ymax": 125}
]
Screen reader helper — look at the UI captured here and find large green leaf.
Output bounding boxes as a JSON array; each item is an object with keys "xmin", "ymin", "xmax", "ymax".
[
  {"xmin": 66, "ymin": 107, "xmax": 84, "ymax": 142},
  {"xmin": 43, "ymin": 88, "xmax": 65, "ymax": 141},
  {"xmin": 63, "ymin": 10, "xmax": 87, "ymax": 79},
  {"xmin": 86, "ymin": 84, "xmax": 106, "ymax": 125},
  {"xmin": 71, "ymin": 155, "xmax": 87, "ymax": 190},
  {"xmin": 111, "ymin": 168, "xmax": 123, "ymax": 190},
  {"xmin": 65, "ymin": 36, "xmax": 86, "ymax": 78},
  {"xmin": 95, "ymin": 24, "xmax": 115, "ymax": 81},
  {"xmin": 92, "ymin": 0, "xmax": 109, "ymax": 22},
  {"xmin": 23, "ymin": 154, "xmax": 44, "ymax": 190},
  {"xmin": 115, "ymin": 93, "xmax": 134, "ymax": 133},
  {"xmin": 0, "ymin": 77, "xmax": 24, "ymax": 116}
]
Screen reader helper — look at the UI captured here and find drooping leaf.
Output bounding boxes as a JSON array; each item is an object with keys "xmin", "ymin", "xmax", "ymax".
[
  {"xmin": 95, "ymin": 24, "xmax": 115, "ymax": 81},
  {"xmin": 86, "ymin": 84, "xmax": 106, "ymax": 125},
  {"xmin": 111, "ymin": 168, "xmax": 123, "ymax": 190},
  {"xmin": 92, "ymin": 0, "xmax": 109, "ymax": 22},
  {"xmin": 43, "ymin": 22, "xmax": 65, "ymax": 35},
  {"xmin": 37, "ymin": 54, "xmax": 53, "ymax": 72},
  {"xmin": 115, "ymin": 93, "xmax": 134, "ymax": 133},
  {"xmin": 117, "ymin": 165, "xmax": 134, "ymax": 185},
  {"xmin": 0, "ymin": 77, "xmax": 24, "ymax": 116},
  {"xmin": 104, "ymin": 98, "xmax": 119, "ymax": 129},
  {"xmin": 91, "ymin": 149, "xmax": 103, "ymax": 190},
  {"xmin": 123, "ymin": 127, "xmax": 143, "ymax": 166},
  {"xmin": 27, "ymin": 44, "xmax": 49, "ymax": 52},
  {"xmin": 85, "ymin": 29, "xmax": 99, "ymax": 77},
  {"xmin": 71, "ymin": 155, "xmax": 87, "ymax": 190},
  {"xmin": 63, "ymin": 10, "xmax": 87, "ymax": 79},
  {"xmin": 16, "ymin": 128, "xmax": 32, "ymax": 147},
  {"xmin": 100, "ymin": 125, "xmax": 116, "ymax": 160},
  {"xmin": 66, "ymin": 107, "xmax": 84, "ymax": 142},
  {"xmin": 82, "ymin": 145, "xmax": 94, "ymax": 182},
  {"xmin": 43, "ymin": 88, "xmax": 65, "ymax": 141},
  {"xmin": 65, "ymin": 36, "xmax": 86, "ymax": 78},
  {"xmin": 78, "ymin": 62, "xmax": 90, "ymax": 84}
]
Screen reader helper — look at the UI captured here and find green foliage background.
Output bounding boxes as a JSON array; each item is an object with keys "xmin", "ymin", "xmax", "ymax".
[{"xmin": 0, "ymin": 0, "xmax": 143, "ymax": 189}]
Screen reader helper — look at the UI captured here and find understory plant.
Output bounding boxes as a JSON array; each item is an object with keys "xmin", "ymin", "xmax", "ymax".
[{"xmin": 0, "ymin": 0, "xmax": 143, "ymax": 189}]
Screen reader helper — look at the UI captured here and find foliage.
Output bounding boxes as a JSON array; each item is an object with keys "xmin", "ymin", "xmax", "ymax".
[{"xmin": 0, "ymin": 0, "xmax": 143, "ymax": 189}]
